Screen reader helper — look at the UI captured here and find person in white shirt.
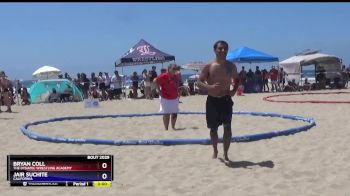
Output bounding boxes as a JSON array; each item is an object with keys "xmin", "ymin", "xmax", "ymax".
[{"xmin": 110, "ymin": 71, "xmax": 122, "ymax": 99}]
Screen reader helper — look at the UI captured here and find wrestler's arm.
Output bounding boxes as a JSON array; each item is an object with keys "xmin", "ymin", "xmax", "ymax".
[
  {"xmin": 229, "ymin": 63, "xmax": 240, "ymax": 96},
  {"xmin": 196, "ymin": 64, "xmax": 210, "ymax": 89}
]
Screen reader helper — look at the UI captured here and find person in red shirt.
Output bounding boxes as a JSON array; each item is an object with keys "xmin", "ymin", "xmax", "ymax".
[
  {"xmin": 154, "ymin": 64, "xmax": 180, "ymax": 130},
  {"xmin": 269, "ymin": 66, "xmax": 279, "ymax": 92}
]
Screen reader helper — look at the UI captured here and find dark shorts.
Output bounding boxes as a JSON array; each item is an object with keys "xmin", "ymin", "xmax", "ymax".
[
  {"xmin": 132, "ymin": 81, "xmax": 138, "ymax": 88},
  {"xmin": 206, "ymin": 95, "xmax": 233, "ymax": 130},
  {"xmin": 112, "ymin": 88, "xmax": 122, "ymax": 95},
  {"xmin": 99, "ymin": 83, "xmax": 106, "ymax": 90}
]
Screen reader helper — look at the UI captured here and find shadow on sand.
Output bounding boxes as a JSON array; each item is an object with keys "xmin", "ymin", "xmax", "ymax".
[
  {"xmin": 172, "ymin": 126, "xmax": 199, "ymax": 131},
  {"xmin": 0, "ymin": 117, "xmax": 14, "ymax": 120},
  {"xmin": 219, "ymin": 158, "xmax": 274, "ymax": 169}
]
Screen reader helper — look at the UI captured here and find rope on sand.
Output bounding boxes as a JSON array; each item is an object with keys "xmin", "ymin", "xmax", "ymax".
[
  {"xmin": 263, "ymin": 91, "xmax": 350, "ymax": 104},
  {"xmin": 20, "ymin": 111, "xmax": 316, "ymax": 145}
]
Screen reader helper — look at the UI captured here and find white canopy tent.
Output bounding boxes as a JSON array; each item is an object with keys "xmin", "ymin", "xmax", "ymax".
[
  {"xmin": 279, "ymin": 51, "xmax": 342, "ymax": 84},
  {"xmin": 32, "ymin": 66, "xmax": 61, "ymax": 81}
]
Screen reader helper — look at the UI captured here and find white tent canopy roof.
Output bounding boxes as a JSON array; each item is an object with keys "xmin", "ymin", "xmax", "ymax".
[
  {"xmin": 279, "ymin": 52, "xmax": 342, "ymax": 83},
  {"xmin": 280, "ymin": 53, "xmax": 340, "ymax": 66}
]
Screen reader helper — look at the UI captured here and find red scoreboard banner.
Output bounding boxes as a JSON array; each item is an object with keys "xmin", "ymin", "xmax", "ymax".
[{"xmin": 7, "ymin": 155, "xmax": 113, "ymax": 187}]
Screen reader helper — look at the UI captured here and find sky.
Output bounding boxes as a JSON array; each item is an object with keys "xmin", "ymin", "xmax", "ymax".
[{"xmin": 1, "ymin": 2, "xmax": 350, "ymax": 80}]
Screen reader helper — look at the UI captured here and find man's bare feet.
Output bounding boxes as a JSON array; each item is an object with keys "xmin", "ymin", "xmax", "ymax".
[
  {"xmin": 5, "ymin": 110, "xmax": 12, "ymax": 113},
  {"xmin": 212, "ymin": 150, "xmax": 218, "ymax": 159}
]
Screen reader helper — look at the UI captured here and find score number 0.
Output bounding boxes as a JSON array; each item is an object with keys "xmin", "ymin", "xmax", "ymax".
[{"xmin": 101, "ymin": 162, "xmax": 108, "ymax": 180}]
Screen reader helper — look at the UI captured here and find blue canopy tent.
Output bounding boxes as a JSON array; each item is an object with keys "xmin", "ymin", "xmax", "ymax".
[
  {"xmin": 227, "ymin": 46, "xmax": 279, "ymax": 63},
  {"xmin": 227, "ymin": 46, "xmax": 279, "ymax": 93}
]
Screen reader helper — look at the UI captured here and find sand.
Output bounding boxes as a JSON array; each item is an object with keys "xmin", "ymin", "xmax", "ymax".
[{"xmin": 1, "ymin": 88, "xmax": 350, "ymax": 196}]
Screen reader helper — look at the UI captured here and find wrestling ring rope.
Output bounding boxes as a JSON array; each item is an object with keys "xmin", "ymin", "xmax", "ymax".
[
  {"xmin": 263, "ymin": 91, "xmax": 350, "ymax": 104},
  {"xmin": 20, "ymin": 111, "xmax": 316, "ymax": 146}
]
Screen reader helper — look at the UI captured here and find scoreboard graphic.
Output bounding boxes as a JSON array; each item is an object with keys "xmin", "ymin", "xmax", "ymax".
[{"xmin": 7, "ymin": 155, "xmax": 113, "ymax": 187}]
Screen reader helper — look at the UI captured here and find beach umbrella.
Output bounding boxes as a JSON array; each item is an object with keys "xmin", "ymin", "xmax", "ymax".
[
  {"xmin": 180, "ymin": 61, "xmax": 207, "ymax": 72},
  {"xmin": 32, "ymin": 66, "xmax": 61, "ymax": 80}
]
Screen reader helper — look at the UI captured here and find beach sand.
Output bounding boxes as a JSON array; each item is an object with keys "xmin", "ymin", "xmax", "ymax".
[{"xmin": 1, "ymin": 88, "xmax": 350, "ymax": 196}]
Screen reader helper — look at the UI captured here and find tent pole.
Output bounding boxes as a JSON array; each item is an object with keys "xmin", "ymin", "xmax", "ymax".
[
  {"xmin": 122, "ymin": 65, "xmax": 126, "ymax": 99},
  {"xmin": 300, "ymin": 65, "xmax": 303, "ymax": 86},
  {"xmin": 314, "ymin": 64, "xmax": 317, "ymax": 85},
  {"xmin": 15, "ymin": 79, "xmax": 20, "ymax": 106}
]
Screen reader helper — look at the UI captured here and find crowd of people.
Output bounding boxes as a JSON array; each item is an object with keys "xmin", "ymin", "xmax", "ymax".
[
  {"xmin": 237, "ymin": 65, "xmax": 288, "ymax": 93},
  {"xmin": 2, "ymin": 40, "xmax": 350, "ymax": 164},
  {"xmin": 236, "ymin": 64, "xmax": 350, "ymax": 93},
  {"xmin": 1, "ymin": 60, "xmax": 349, "ymax": 109}
]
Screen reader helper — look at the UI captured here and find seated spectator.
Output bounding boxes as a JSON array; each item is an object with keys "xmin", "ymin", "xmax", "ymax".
[
  {"xmin": 21, "ymin": 87, "xmax": 31, "ymax": 105},
  {"xmin": 48, "ymin": 88, "xmax": 60, "ymax": 103},
  {"xmin": 60, "ymin": 85, "xmax": 73, "ymax": 102},
  {"xmin": 89, "ymin": 85, "xmax": 100, "ymax": 100},
  {"xmin": 283, "ymin": 79, "xmax": 299, "ymax": 92},
  {"xmin": 179, "ymin": 85, "xmax": 190, "ymax": 97},
  {"xmin": 303, "ymin": 78, "xmax": 312, "ymax": 91}
]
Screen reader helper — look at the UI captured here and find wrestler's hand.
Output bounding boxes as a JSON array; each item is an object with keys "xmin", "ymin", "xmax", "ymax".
[{"xmin": 228, "ymin": 89, "xmax": 237, "ymax": 97}]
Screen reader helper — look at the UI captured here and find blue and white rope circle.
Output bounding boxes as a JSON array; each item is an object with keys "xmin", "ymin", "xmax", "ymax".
[{"xmin": 20, "ymin": 111, "xmax": 316, "ymax": 146}]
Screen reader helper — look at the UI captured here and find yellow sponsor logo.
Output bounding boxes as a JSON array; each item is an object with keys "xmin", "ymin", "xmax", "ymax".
[{"xmin": 93, "ymin": 181, "xmax": 111, "ymax": 187}]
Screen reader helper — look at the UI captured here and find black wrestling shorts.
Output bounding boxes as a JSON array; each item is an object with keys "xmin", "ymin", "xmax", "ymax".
[{"xmin": 206, "ymin": 95, "xmax": 234, "ymax": 129}]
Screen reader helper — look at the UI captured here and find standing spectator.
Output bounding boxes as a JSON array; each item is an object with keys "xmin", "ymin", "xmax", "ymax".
[
  {"xmin": 269, "ymin": 66, "xmax": 279, "ymax": 92},
  {"xmin": 64, "ymin": 72, "xmax": 72, "ymax": 81},
  {"xmin": 91, "ymin": 72, "xmax": 98, "ymax": 86},
  {"xmin": 150, "ymin": 66, "xmax": 158, "ymax": 98},
  {"xmin": 80, "ymin": 73, "xmax": 90, "ymax": 99},
  {"xmin": 262, "ymin": 69, "xmax": 270, "ymax": 92},
  {"xmin": 279, "ymin": 67, "xmax": 288, "ymax": 89},
  {"xmin": 98, "ymin": 72, "xmax": 107, "ymax": 100},
  {"xmin": 255, "ymin": 66, "xmax": 263, "ymax": 92},
  {"xmin": 104, "ymin": 72, "xmax": 111, "ymax": 90},
  {"xmin": 111, "ymin": 71, "xmax": 123, "ymax": 99},
  {"xmin": 0, "ymin": 71, "xmax": 13, "ymax": 112},
  {"xmin": 143, "ymin": 70, "xmax": 152, "ymax": 99},
  {"xmin": 246, "ymin": 69, "xmax": 254, "ymax": 93},
  {"xmin": 74, "ymin": 73, "xmax": 82, "ymax": 91},
  {"xmin": 239, "ymin": 66, "xmax": 247, "ymax": 87},
  {"xmin": 98, "ymin": 72, "xmax": 106, "ymax": 91},
  {"xmin": 131, "ymin": 71, "xmax": 139, "ymax": 98}
]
